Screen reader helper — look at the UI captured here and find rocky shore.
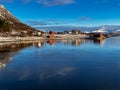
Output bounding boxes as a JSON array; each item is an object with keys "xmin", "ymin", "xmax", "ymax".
[
  {"xmin": 0, "ymin": 37, "xmax": 45, "ymax": 43},
  {"xmin": 0, "ymin": 34, "xmax": 88, "ymax": 43}
]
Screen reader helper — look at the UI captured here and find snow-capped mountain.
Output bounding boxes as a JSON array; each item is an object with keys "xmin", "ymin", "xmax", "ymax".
[{"xmin": 36, "ymin": 25, "xmax": 120, "ymax": 33}]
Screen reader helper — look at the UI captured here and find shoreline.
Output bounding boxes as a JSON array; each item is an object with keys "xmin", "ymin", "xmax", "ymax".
[
  {"xmin": 0, "ymin": 37, "xmax": 45, "ymax": 43},
  {"xmin": 0, "ymin": 34, "xmax": 89, "ymax": 43}
]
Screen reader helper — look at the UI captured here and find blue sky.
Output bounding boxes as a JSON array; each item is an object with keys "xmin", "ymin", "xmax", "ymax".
[{"xmin": 1, "ymin": 0, "xmax": 120, "ymax": 26}]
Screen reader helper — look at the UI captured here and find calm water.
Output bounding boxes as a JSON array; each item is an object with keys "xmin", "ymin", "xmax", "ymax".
[{"xmin": 0, "ymin": 37, "xmax": 120, "ymax": 90}]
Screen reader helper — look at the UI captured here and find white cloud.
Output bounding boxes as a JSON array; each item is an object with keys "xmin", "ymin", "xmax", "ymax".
[
  {"xmin": 0, "ymin": 0, "xmax": 76, "ymax": 6},
  {"xmin": 36, "ymin": 0, "xmax": 76, "ymax": 6}
]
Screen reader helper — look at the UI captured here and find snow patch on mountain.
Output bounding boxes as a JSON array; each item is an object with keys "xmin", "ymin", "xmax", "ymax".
[{"xmin": 92, "ymin": 27, "xmax": 107, "ymax": 33}]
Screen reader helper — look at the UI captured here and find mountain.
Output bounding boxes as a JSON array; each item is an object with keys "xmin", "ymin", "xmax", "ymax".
[
  {"xmin": 36, "ymin": 25, "xmax": 120, "ymax": 33},
  {"xmin": 0, "ymin": 5, "xmax": 38, "ymax": 33}
]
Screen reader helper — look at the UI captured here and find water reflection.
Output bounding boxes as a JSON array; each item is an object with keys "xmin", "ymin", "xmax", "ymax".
[
  {"xmin": 92, "ymin": 38, "xmax": 104, "ymax": 45},
  {"xmin": 0, "ymin": 38, "xmax": 106, "ymax": 72},
  {"xmin": 47, "ymin": 39, "xmax": 54, "ymax": 45},
  {"xmin": 60, "ymin": 39, "xmax": 86, "ymax": 46},
  {"xmin": 104, "ymin": 36, "xmax": 120, "ymax": 47},
  {"xmin": 33, "ymin": 42, "xmax": 45, "ymax": 48},
  {"xmin": 0, "ymin": 37, "xmax": 120, "ymax": 90},
  {"xmin": 47, "ymin": 39, "xmax": 104, "ymax": 46},
  {"xmin": 0, "ymin": 39, "xmax": 103, "ymax": 71},
  {"xmin": 0, "ymin": 42, "xmax": 33, "ymax": 71}
]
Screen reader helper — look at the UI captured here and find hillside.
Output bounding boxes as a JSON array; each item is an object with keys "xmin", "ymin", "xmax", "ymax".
[{"xmin": 0, "ymin": 5, "xmax": 38, "ymax": 33}]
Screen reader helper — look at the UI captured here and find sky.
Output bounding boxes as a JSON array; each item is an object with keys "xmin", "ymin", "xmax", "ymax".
[{"xmin": 1, "ymin": 0, "xmax": 120, "ymax": 27}]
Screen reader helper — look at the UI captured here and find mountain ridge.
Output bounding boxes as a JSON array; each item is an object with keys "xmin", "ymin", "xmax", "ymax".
[
  {"xmin": 0, "ymin": 4, "xmax": 38, "ymax": 33},
  {"xmin": 36, "ymin": 25, "xmax": 120, "ymax": 33}
]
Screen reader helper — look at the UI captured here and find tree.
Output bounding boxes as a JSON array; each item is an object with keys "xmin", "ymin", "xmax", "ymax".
[{"xmin": 0, "ymin": 19, "xmax": 10, "ymax": 33}]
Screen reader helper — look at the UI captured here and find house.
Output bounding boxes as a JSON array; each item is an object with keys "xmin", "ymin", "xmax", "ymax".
[
  {"xmin": 64, "ymin": 31, "xmax": 69, "ymax": 34},
  {"xmin": 90, "ymin": 33, "xmax": 101, "ymax": 37},
  {"xmin": 72, "ymin": 30, "xmax": 81, "ymax": 35},
  {"xmin": 89, "ymin": 32, "xmax": 106, "ymax": 40},
  {"xmin": 32, "ymin": 30, "xmax": 45, "ymax": 37},
  {"xmin": 49, "ymin": 30, "xmax": 55, "ymax": 35},
  {"xmin": 57, "ymin": 32, "xmax": 64, "ymax": 34}
]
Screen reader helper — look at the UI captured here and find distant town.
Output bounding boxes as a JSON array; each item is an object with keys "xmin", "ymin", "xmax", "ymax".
[{"xmin": 0, "ymin": 4, "xmax": 120, "ymax": 43}]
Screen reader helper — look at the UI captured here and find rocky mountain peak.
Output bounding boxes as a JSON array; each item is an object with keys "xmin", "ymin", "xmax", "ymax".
[
  {"xmin": 0, "ymin": 4, "xmax": 38, "ymax": 32},
  {"xmin": 0, "ymin": 4, "xmax": 20, "ymax": 22},
  {"xmin": 0, "ymin": 4, "xmax": 4, "ymax": 8}
]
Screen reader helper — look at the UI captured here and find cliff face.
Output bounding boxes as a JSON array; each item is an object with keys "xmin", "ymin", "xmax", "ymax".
[{"xmin": 0, "ymin": 5, "xmax": 37, "ymax": 32}]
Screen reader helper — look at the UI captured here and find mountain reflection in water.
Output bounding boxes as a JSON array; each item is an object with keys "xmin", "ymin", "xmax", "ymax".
[
  {"xmin": 0, "ymin": 39, "xmax": 103, "ymax": 71},
  {"xmin": 0, "ymin": 37, "xmax": 120, "ymax": 90}
]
